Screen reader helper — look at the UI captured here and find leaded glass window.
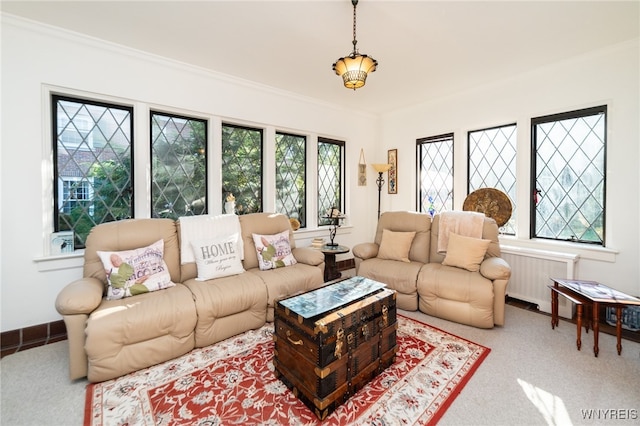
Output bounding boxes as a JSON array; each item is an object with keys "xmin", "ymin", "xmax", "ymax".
[
  {"xmin": 53, "ymin": 95, "xmax": 133, "ymax": 248},
  {"xmin": 221, "ymin": 124, "xmax": 263, "ymax": 215},
  {"xmin": 151, "ymin": 112, "xmax": 207, "ymax": 219},
  {"xmin": 532, "ymin": 106, "xmax": 606, "ymax": 244},
  {"xmin": 468, "ymin": 124, "xmax": 517, "ymax": 234},
  {"xmin": 318, "ymin": 138, "xmax": 344, "ymax": 225},
  {"xmin": 276, "ymin": 132, "xmax": 306, "ymax": 227},
  {"xmin": 417, "ymin": 134, "xmax": 454, "ymax": 216}
]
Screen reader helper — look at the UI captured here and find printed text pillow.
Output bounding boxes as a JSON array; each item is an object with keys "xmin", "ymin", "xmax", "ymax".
[
  {"xmin": 97, "ymin": 239, "xmax": 175, "ymax": 300},
  {"xmin": 191, "ymin": 233, "xmax": 245, "ymax": 280},
  {"xmin": 252, "ymin": 230, "xmax": 297, "ymax": 271}
]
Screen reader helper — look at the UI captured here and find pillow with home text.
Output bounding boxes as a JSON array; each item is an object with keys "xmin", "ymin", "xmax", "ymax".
[{"xmin": 191, "ymin": 233, "xmax": 245, "ymax": 280}]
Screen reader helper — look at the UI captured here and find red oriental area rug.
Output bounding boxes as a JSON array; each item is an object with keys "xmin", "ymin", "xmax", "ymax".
[{"xmin": 85, "ymin": 315, "xmax": 490, "ymax": 426}]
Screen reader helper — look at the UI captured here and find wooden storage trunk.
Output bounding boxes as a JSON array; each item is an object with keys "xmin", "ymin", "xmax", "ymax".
[{"xmin": 273, "ymin": 281, "xmax": 397, "ymax": 420}]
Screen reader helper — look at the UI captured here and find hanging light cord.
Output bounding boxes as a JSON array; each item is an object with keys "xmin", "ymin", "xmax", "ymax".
[{"xmin": 351, "ymin": 0, "xmax": 358, "ymax": 54}]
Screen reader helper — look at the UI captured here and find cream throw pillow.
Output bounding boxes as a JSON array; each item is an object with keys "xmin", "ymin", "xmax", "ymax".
[
  {"xmin": 442, "ymin": 232, "xmax": 491, "ymax": 272},
  {"xmin": 377, "ymin": 229, "xmax": 416, "ymax": 263}
]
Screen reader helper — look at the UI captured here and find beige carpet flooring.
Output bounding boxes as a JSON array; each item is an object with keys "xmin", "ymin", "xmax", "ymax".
[{"xmin": 2, "ymin": 299, "xmax": 639, "ymax": 425}]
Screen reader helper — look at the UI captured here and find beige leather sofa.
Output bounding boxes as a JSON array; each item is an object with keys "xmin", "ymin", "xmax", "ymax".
[
  {"xmin": 353, "ymin": 211, "xmax": 511, "ymax": 328},
  {"xmin": 55, "ymin": 213, "xmax": 324, "ymax": 382}
]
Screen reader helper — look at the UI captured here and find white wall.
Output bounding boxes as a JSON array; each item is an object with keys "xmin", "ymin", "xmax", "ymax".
[
  {"xmin": 379, "ymin": 39, "xmax": 640, "ymax": 297},
  {"xmin": 0, "ymin": 16, "xmax": 380, "ymax": 331},
  {"xmin": 2, "ymin": 15, "xmax": 638, "ymax": 332}
]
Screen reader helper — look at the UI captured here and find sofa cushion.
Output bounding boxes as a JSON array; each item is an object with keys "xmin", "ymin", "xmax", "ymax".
[
  {"xmin": 375, "ymin": 211, "xmax": 431, "ymax": 264},
  {"xmin": 191, "ymin": 233, "xmax": 245, "ymax": 280},
  {"xmin": 377, "ymin": 229, "xmax": 416, "ymax": 263},
  {"xmin": 239, "ymin": 213, "xmax": 297, "ymax": 270},
  {"xmin": 442, "ymin": 232, "xmax": 491, "ymax": 272},
  {"xmin": 97, "ymin": 239, "xmax": 175, "ymax": 300},
  {"xmin": 417, "ymin": 263, "xmax": 495, "ymax": 329},
  {"xmin": 84, "ymin": 218, "xmax": 181, "ymax": 285},
  {"xmin": 85, "ymin": 283, "xmax": 196, "ymax": 382},
  {"xmin": 252, "ymin": 230, "xmax": 297, "ymax": 270},
  {"xmin": 183, "ymin": 273, "xmax": 268, "ymax": 348},
  {"xmin": 248, "ymin": 263, "xmax": 324, "ymax": 322}
]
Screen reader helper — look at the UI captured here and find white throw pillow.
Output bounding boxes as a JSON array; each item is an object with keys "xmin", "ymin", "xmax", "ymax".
[
  {"xmin": 191, "ymin": 233, "xmax": 245, "ymax": 280},
  {"xmin": 252, "ymin": 230, "xmax": 297, "ymax": 271},
  {"xmin": 97, "ymin": 239, "xmax": 175, "ymax": 300}
]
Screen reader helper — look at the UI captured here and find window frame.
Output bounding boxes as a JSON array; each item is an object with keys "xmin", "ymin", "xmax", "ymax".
[
  {"xmin": 221, "ymin": 122, "xmax": 265, "ymax": 215},
  {"xmin": 530, "ymin": 105, "xmax": 607, "ymax": 245},
  {"xmin": 150, "ymin": 110, "xmax": 208, "ymax": 219},
  {"xmin": 416, "ymin": 133, "xmax": 455, "ymax": 214},
  {"xmin": 317, "ymin": 137, "xmax": 346, "ymax": 224},
  {"xmin": 467, "ymin": 123, "xmax": 518, "ymax": 235},
  {"xmin": 275, "ymin": 131, "xmax": 307, "ymax": 227},
  {"xmin": 52, "ymin": 94, "xmax": 135, "ymax": 248}
]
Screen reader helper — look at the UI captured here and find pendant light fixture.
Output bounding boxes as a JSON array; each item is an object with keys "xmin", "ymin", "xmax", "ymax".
[{"xmin": 332, "ymin": 0, "xmax": 378, "ymax": 90}]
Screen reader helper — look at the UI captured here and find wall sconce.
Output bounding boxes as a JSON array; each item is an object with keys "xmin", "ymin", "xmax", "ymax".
[{"xmin": 371, "ymin": 163, "xmax": 391, "ymax": 219}]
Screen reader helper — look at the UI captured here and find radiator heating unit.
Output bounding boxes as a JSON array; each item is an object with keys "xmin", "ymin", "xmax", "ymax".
[{"xmin": 501, "ymin": 246, "xmax": 579, "ymax": 319}]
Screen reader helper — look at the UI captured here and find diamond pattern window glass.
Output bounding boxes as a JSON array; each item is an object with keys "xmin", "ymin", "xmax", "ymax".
[
  {"xmin": 53, "ymin": 95, "xmax": 133, "ymax": 249},
  {"xmin": 151, "ymin": 112, "xmax": 207, "ymax": 219},
  {"xmin": 417, "ymin": 134, "xmax": 454, "ymax": 216},
  {"xmin": 318, "ymin": 138, "xmax": 345, "ymax": 225},
  {"xmin": 532, "ymin": 106, "xmax": 606, "ymax": 245},
  {"xmin": 222, "ymin": 124, "xmax": 263, "ymax": 215},
  {"xmin": 276, "ymin": 132, "xmax": 306, "ymax": 227},
  {"xmin": 468, "ymin": 124, "xmax": 517, "ymax": 234}
]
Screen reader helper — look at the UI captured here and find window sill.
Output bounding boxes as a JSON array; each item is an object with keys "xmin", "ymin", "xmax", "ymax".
[
  {"xmin": 293, "ymin": 224, "xmax": 353, "ymax": 241},
  {"xmin": 499, "ymin": 236, "xmax": 618, "ymax": 263},
  {"xmin": 32, "ymin": 226, "xmax": 354, "ymax": 272},
  {"xmin": 33, "ymin": 251, "xmax": 84, "ymax": 272}
]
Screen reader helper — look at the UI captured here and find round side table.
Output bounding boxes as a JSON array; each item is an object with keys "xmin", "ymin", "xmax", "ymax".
[{"xmin": 319, "ymin": 244, "xmax": 350, "ymax": 282}]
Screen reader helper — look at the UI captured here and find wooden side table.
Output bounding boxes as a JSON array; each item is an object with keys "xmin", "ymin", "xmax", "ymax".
[
  {"xmin": 319, "ymin": 244, "xmax": 349, "ymax": 282},
  {"xmin": 549, "ymin": 278, "xmax": 640, "ymax": 357}
]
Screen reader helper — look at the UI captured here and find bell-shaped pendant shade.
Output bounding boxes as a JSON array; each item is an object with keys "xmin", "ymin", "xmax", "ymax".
[{"xmin": 333, "ymin": 53, "xmax": 378, "ymax": 90}]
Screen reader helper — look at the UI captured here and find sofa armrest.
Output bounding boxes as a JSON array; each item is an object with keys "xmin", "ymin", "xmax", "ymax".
[
  {"xmin": 352, "ymin": 242, "xmax": 379, "ymax": 261},
  {"xmin": 55, "ymin": 277, "xmax": 104, "ymax": 316},
  {"xmin": 479, "ymin": 257, "xmax": 511, "ymax": 281},
  {"xmin": 292, "ymin": 247, "xmax": 325, "ymax": 266}
]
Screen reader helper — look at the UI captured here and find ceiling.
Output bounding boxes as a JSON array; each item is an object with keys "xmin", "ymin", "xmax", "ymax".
[{"xmin": 3, "ymin": 1, "xmax": 638, "ymax": 115}]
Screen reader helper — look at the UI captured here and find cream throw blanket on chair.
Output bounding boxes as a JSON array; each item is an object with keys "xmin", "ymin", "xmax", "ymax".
[
  {"xmin": 437, "ymin": 211, "xmax": 485, "ymax": 254},
  {"xmin": 179, "ymin": 214, "xmax": 244, "ymax": 264}
]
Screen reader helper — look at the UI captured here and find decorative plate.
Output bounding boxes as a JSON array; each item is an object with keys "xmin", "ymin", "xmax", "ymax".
[{"xmin": 463, "ymin": 188, "xmax": 512, "ymax": 227}]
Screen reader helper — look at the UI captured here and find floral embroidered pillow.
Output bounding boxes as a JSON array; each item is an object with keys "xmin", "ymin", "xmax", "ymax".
[
  {"xmin": 97, "ymin": 239, "xmax": 175, "ymax": 300},
  {"xmin": 252, "ymin": 230, "xmax": 297, "ymax": 271}
]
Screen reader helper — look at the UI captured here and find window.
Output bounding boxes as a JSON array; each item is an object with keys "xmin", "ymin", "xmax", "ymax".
[
  {"xmin": 532, "ymin": 106, "xmax": 606, "ymax": 245},
  {"xmin": 151, "ymin": 112, "xmax": 207, "ymax": 219},
  {"xmin": 468, "ymin": 124, "xmax": 517, "ymax": 234},
  {"xmin": 221, "ymin": 124, "xmax": 263, "ymax": 214},
  {"xmin": 53, "ymin": 95, "xmax": 133, "ymax": 248},
  {"xmin": 60, "ymin": 178, "xmax": 93, "ymax": 215},
  {"xmin": 275, "ymin": 132, "xmax": 306, "ymax": 227},
  {"xmin": 318, "ymin": 138, "xmax": 345, "ymax": 224},
  {"xmin": 417, "ymin": 133, "xmax": 454, "ymax": 215}
]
